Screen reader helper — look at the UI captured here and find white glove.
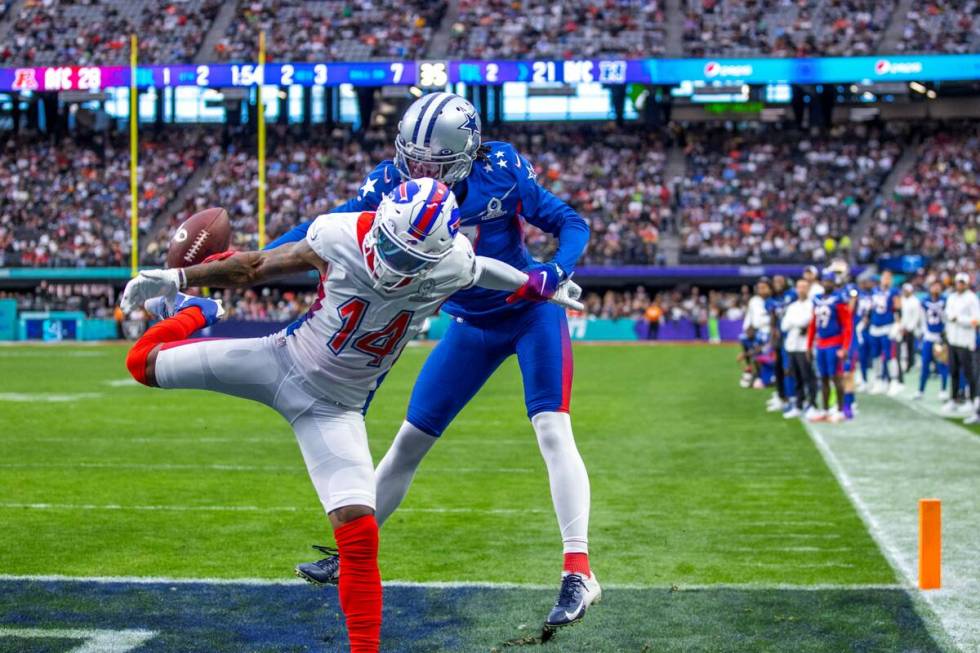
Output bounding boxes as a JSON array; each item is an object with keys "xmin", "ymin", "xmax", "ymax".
[
  {"xmin": 549, "ymin": 279, "xmax": 584, "ymax": 311},
  {"xmin": 120, "ymin": 269, "xmax": 182, "ymax": 314}
]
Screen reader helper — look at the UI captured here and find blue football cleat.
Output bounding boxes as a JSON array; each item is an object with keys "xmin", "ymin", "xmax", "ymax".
[
  {"xmin": 295, "ymin": 545, "xmax": 340, "ymax": 586},
  {"xmin": 544, "ymin": 572, "xmax": 602, "ymax": 629},
  {"xmin": 145, "ymin": 292, "xmax": 225, "ymax": 326}
]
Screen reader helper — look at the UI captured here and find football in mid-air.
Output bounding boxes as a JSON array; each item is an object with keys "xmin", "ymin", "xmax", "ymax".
[{"xmin": 166, "ymin": 207, "xmax": 231, "ymax": 268}]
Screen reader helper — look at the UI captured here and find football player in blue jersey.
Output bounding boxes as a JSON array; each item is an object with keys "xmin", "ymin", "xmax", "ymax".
[
  {"xmin": 916, "ymin": 280, "xmax": 950, "ymax": 400},
  {"xmin": 807, "ymin": 266, "xmax": 853, "ymax": 423},
  {"xmin": 266, "ymin": 93, "xmax": 598, "ymax": 627},
  {"xmin": 868, "ymin": 270, "xmax": 903, "ymax": 395},
  {"xmin": 852, "ymin": 276, "xmax": 875, "ymax": 391},
  {"xmin": 765, "ymin": 275, "xmax": 797, "ymax": 413}
]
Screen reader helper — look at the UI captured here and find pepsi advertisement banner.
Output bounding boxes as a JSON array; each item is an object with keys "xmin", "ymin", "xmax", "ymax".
[{"xmin": 1, "ymin": 54, "xmax": 979, "ymax": 92}]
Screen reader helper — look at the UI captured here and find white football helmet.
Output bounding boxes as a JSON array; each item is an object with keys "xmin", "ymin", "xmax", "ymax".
[{"xmin": 363, "ymin": 177, "xmax": 461, "ymax": 292}]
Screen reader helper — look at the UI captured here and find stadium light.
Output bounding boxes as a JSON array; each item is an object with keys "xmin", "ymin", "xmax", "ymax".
[
  {"xmin": 926, "ymin": 89, "xmax": 938, "ymax": 99},
  {"xmin": 409, "ymin": 86, "xmax": 423, "ymax": 98},
  {"xmin": 909, "ymin": 82, "xmax": 927, "ymax": 94}
]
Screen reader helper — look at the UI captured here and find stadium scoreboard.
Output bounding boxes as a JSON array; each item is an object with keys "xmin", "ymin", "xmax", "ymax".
[{"xmin": 2, "ymin": 54, "xmax": 979, "ymax": 93}]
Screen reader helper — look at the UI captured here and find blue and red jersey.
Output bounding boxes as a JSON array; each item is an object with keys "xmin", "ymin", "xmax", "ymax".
[{"xmin": 807, "ymin": 290, "xmax": 853, "ymax": 351}]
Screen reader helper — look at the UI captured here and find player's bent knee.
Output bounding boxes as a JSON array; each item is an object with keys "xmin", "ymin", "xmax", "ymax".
[{"xmin": 126, "ymin": 340, "xmax": 161, "ymax": 387}]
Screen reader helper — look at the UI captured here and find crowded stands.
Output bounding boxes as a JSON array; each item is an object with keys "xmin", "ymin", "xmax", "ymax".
[
  {"xmin": 677, "ymin": 125, "xmax": 902, "ymax": 263},
  {"xmin": 447, "ymin": 0, "xmax": 666, "ymax": 59},
  {"xmin": 1, "ymin": 0, "xmax": 221, "ymax": 65},
  {"xmin": 861, "ymin": 125, "xmax": 980, "ymax": 267},
  {"xmin": 0, "ymin": 132, "xmax": 211, "ymax": 267},
  {"xmin": 212, "ymin": 0, "xmax": 446, "ymax": 62},
  {"xmin": 507, "ymin": 126, "xmax": 672, "ymax": 266},
  {"xmin": 682, "ymin": 0, "xmax": 894, "ymax": 57},
  {"xmin": 896, "ymin": 1, "xmax": 980, "ymax": 54}
]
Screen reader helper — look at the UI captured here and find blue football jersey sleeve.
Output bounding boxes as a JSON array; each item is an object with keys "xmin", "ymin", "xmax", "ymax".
[
  {"xmin": 264, "ymin": 161, "xmax": 400, "ymax": 250},
  {"xmin": 508, "ymin": 146, "xmax": 589, "ymax": 276}
]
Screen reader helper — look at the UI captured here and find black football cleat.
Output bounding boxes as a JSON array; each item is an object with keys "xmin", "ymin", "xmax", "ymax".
[
  {"xmin": 544, "ymin": 572, "xmax": 602, "ymax": 629},
  {"xmin": 295, "ymin": 545, "xmax": 340, "ymax": 586}
]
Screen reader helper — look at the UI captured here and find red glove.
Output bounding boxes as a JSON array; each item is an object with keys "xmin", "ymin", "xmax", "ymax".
[{"xmin": 201, "ymin": 249, "xmax": 236, "ymax": 264}]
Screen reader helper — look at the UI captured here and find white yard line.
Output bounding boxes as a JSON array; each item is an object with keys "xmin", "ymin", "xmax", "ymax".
[
  {"xmin": 0, "ymin": 627, "xmax": 158, "ymax": 653},
  {"xmin": 0, "ymin": 462, "xmax": 537, "ymax": 474},
  {"xmin": 0, "ymin": 573, "xmax": 903, "ymax": 592},
  {"xmin": 803, "ymin": 394, "xmax": 980, "ymax": 653},
  {"xmin": 0, "ymin": 502, "xmax": 554, "ymax": 516}
]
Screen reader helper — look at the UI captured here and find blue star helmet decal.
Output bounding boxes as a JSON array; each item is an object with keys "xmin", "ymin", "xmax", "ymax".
[{"xmin": 458, "ymin": 111, "xmax": 479, "ymax": 136}]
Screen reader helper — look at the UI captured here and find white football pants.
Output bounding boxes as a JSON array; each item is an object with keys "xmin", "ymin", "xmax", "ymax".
[{"xmin": 155, "ymin": 335, "xmax": 376, "ymax": 514}]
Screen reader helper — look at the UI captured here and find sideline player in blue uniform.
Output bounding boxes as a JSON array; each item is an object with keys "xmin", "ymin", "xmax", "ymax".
[
  {"xmin": 765, "ymin": 275, "xmax": 797, "ymax": 412},
  {"xmin": 868, "ymin": 270, "xmax": 902, "ymax": 395},
  {"xmin": 266, "ymin": 93, "xmax": 598, "ymax": 627},
  {"xmin": 916, "ymin": 281, "xmax": 950, "ymax": 400},
  {"xmin": 807, "ymin": 267, "xmax": 853, "ymax": 422},
  {"xmin": 852, "ymin": 276, "xmax": 874, "ymax": 391}
]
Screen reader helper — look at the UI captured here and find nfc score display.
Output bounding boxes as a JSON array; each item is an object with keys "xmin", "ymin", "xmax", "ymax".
[{"xmin": 2, "ymin": 54, "xmax": 978, "ymax": 92}]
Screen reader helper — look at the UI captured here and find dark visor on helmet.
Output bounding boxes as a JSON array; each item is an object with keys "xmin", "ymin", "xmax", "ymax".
[{"xmin": 375, "ymin": 228, "xmax": 431, "ymax": 274}]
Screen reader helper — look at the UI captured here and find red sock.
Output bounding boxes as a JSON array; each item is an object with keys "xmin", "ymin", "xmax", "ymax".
[
  {"xmin": 126, "ymin": 307, "xmax": 206, "ymax": 385},
  {"xmin": 563, "ymin": 552, "xmax": 591, "ymax": 577},
  {"xmin": 335, "ymin": 515, "xmax": 382, "ymax": 653}
]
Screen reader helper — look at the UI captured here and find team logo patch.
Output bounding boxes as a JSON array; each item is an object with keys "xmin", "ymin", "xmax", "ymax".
[
  {"xmin": 394, "ymin": 180, "xmax": 421, "ymax": 204},
  {"xmin": 447, "ymin": 208, "xmax": 461, "ymax": 237},
  {"xmin": 408, "ymin": 182, "xmax": 450, "ymax": 240}
]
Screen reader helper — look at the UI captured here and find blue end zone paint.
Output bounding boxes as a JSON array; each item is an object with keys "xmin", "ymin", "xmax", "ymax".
[{"xmin": 0, "ymin": 581, "xmax": 941, "ymax": 652}]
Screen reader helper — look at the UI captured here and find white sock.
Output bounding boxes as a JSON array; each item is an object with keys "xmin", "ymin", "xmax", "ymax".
[
  {"xmin": 887, "ymin": 358, "xmax": 900, "ymax": 381},
  {"xmin": 373, "ymin": 421, "xmax": 437, "ymax": 527},
  {"xmin": 531, "ymin": 412, "xmax": 590, "ymax": 554}
]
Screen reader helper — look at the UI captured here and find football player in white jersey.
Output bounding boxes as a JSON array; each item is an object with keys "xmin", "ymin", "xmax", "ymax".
[{"xmin": 120, "ymin": 178, "xmax": 582, "ymax": 653}]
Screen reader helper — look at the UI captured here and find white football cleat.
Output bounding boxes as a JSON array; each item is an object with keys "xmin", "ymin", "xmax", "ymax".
[
  {"xmin": 868, "ymin": 381, "xmax": 885, "ymax": 395},
  {"xmin": 938, "ymin": 390, "xmax": 950, "ymax": 401},
  {"xmin": 827, "ymin": 410, "xmax": 845, "ymax": 423},
  {"xmin": 806, "ymin": 408, "xmax": 826, "ymax": 422},
  {"xmin": 942, "ymin": 400, "xmax": 958, "ymax": 413},
  {"xmin": 545, "ymin": 572, "xmax": 602, "ymax": 629},
  {"xmin": 960, "ymin": 401, "xmax": 975, "ymax": 414},
  {"xmin": 887, "ymin": 381, "xmax": 904, "ymax": 397},
  {"xmin": 964, "ymin": 414, "xmax": 980, "ymax": 425},
  {"xmin": 752, "ymin": 379, "xmax": 765, "ymax": 390},
  {"xmin": 783, "ymin": 407, "xmax": 802, "ymax": 419},
  {"xmin": 912, "ymin": 391, "xmax": 924, "ymax": 400}
]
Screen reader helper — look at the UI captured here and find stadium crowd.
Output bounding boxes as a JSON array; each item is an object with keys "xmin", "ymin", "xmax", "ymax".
[
  {"xmin": 682, "ymin": 0, "xmax": 895, "ymax": 57},
  {"xmin": 860, "ymin": 126, "xmax": 980, "ymax": 268},
  {"xmin": 895, "ymin": 1, "xmax": 980, "ymax": 54},
  {"xmin": 1, "ymin": 0, "xmax": 221, "ymax": 65},
  {"xmin": 1, "ymin": 131, "xmax": 210, "ymax": 268},
  {"xmin": 212, "ymin": 0, "xmax": 446, "ymax": 62},
  {"xmin": 447, "ymin": 0, "xmax": 666, "ymax": 59},
  {"xmin": 677, "ymin": 125, "xmax": 902, "ymax": 263}
]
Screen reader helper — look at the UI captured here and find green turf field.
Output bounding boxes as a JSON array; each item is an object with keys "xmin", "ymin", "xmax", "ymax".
[{"xmin": 0, "ymin": 343, "xmax": 944, "ymax": 652}]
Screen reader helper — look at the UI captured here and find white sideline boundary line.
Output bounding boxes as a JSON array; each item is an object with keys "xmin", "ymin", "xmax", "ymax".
[
  {"xmin": 802, "ymin": 396, "xmax": 980, "ymax": 653},
  {"xmin": 802, "ymin": 423, "xmax": 915, "ymax": 583},
  {"xmin": 0, "ymin": 573, "xmax": 903, "ymax": 592}
]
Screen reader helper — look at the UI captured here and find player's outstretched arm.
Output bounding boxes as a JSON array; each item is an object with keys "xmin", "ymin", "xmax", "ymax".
[
  {"xmin": 183, "ymin": 240, "xmax": 325, "ymax": 288},
  {"xmin": 121, "ymin": 241, "xmax": 324, "ymax": 313},
  {"xmin": 474, "ymin": 256, "xmax": 584, "ymax": 310}
]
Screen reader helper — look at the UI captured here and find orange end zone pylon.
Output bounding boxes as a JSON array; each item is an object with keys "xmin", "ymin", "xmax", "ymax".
[{"xmin": 918, "ymin": 498, "xmax": 941, "ymax": 590}]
